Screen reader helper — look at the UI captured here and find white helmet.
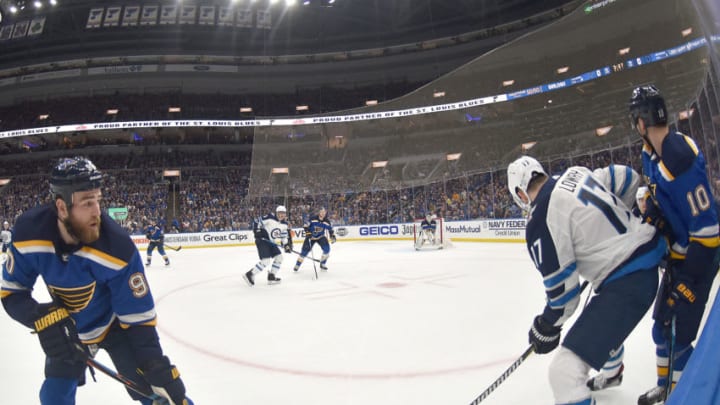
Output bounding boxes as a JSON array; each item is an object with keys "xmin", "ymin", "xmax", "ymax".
[
  {"xmin": 276, "ymin": 205, "xmax": 287, "ymax": 214},
  {"xmin": 507, "ymin": 156, "xmax": 547, "ymax": 211},
  {"xmin": 636, "ymin": 186, "xmax": 649, "ymax": 203}
]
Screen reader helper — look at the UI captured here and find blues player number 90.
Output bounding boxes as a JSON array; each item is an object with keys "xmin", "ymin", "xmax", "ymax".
[{"xmin": 128, "ymin": 273, "xmax": 149, "ymax": 298}]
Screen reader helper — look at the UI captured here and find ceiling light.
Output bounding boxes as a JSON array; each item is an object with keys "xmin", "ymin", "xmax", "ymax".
[
  {"xmin": 556, "ymin": 66, "xmax": 569, "ymax": 74},
  {"xmin": 502, "ymin": 80, "xmax": 514, "ymax": 87},
  {"xmin": 595, "ymin": 126, "xmax": 613, "ymax": 136},
  {"xmin": 678, "ymin": 108, "xmax": 695, "ymax": 120},
  {"xmin": 433, "ymin": 91, "xmax": 445, "ymax": 98},
  {"xmin": 521, "ymin": 142, "xmax": 537, "ymax": 152},
  {"xmin": 681, "ymin": 28, "xmax": 692, "ymax": 37},
  {"xmin": 296, "ymin": 105, "xmax": 309, "ymax": 111},
  {"xmin": 618, "ymin": 47, "xmax": 631, "ymax": 55},
  {"xmin": 372, "ymin": 161, "xmax": 387, "ymax": 168}
]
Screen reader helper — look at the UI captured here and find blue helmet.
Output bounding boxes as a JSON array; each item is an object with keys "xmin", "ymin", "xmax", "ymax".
[
  {"xmin": 628, "ymin": 85, "xmax": 667, "ymax": 129},
  {"xmin": 50, "ymin": 156, "xmax": 103, "ymax": 206}
]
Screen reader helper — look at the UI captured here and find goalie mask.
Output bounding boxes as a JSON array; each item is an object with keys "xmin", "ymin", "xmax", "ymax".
[{"xmin": 507, "ymin": 156, "xmax": 547, "ymax": 211}]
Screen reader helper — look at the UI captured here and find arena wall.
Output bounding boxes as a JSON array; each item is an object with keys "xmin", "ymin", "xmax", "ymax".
[{"xmin": 130, "ymin": 218, "xmax": 527, "ymax": 249}]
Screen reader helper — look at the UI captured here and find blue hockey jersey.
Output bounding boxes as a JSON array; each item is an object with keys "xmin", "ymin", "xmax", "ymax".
[
  {"xmin": 306, "ymin": 215, "xmax": 334, "ymax": 240},
  {"xmin": 1, "ymin": 205, "xmax": 156, "ymax": 343},
  {"xmin": 641, "ymin": 133, "xmax": 720, "ymax": 266}
]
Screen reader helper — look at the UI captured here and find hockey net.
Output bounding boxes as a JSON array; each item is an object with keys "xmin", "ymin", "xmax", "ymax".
[{"xmin": 413, "ymin": 217, "xmax": 452, "ymax": 250}]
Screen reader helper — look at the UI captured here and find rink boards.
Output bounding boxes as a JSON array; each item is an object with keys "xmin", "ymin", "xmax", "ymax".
[{"xmin": 131, "ymin": 218, "xmax": 527, "ymax": 249}]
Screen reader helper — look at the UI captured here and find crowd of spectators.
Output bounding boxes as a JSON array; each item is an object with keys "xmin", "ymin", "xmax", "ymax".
[{"xmin": 0, "ymin": 140, "xmax": 674, "ymax": 236}]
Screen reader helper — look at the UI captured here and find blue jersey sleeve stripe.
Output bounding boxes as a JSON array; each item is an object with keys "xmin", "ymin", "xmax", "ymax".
[
  {"xmin": 543, "ymin": 262, "xmax": 576, "ymax": 289},
  {"xmin": 690, "ymin": 235, "xmax": 720, "ymax": 248},
  {"xmin": 548, "ymin": 283, "xmax": 581, "ymax": 308},
  {"xmin": 619, "ymin": 165, "xmax": 633, "ymax": 197},
  {"xmin": 658, "ymin": 161, "xmax": 675, "ymax": 181},
  {"xmin": 610, "ymin": 165, "xmax": 617, "ymax": 194},
  {"xmin": 682, "ymin": 135, "xmax": 699, "ymax": 155}
]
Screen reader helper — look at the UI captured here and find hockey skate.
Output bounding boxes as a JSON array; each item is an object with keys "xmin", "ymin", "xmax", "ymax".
[
  {"xmin": 320, "ymin": 264, "xmax": 329, "ymax": 271},
  {"xmin": 242, "ymin": 270, "xmax": 255, "ymax": 286},
  {"xmin": 637, "ymin": 386, "xmax": 666, "ymax": 405},
  {"xmin": 268, "ymin": 273, "xmax": 281, "ymax": 285},
  {"xmin": 145, "ymin": 261, "xmax": 151, "ymax": 266},
  {"xmin": 587, "ymin": 364, "xmax": 624, "ymax": 391},
  {"xmin": 164, "ymin": 260, "xmax": 170, "ymax": 267}
]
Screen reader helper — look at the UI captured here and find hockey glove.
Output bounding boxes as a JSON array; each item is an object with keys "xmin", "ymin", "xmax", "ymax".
[
  {"xmin": 34, "ymin": 306, "xmax": 86, "ymax": 361},
  {"xmin": 664, "ymin": 277, "xmax": 698, "ymax": 322},
  {"xmin": 330, "ymin": 234, "xmax": 336, "ymax": 244},
  {"xmin": 283, "ymin": 243, "xmax": 292, "ymax": 253},
  {"xmin": 642, "ymin": 199, "xmax": 673, "ymax": 238},
  {"xmin": 142, "ymin": 356, "xmax": 193, "ymax": 405},
  {"xmin": 528, "ymin": 315, "xmax": 561, "ymax": 354}
]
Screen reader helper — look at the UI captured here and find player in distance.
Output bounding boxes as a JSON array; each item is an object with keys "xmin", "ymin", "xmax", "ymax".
[
  {"xmin": 415, "ymin": 213, "xmax": 439, "ymax": 250},
  {"xmin": 145, "ymin": 219, "xmax": 170, "ymax": 267},
  {"xmin": 293, "ymin": 207, "xmax": 336, "ymax": 272},
  {"xmin": 244, "ymin": 205, "xmax": 292, "ymax": 286}
]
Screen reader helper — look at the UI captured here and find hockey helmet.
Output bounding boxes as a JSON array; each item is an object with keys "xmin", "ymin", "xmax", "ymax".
[
  {"xmin": 50, "ymin": 156, "xmax": 103, "ymax": 206},
  {"xmin": 636, "ymin": 186, "xmax": 649, "ymax": 204},
  {"xmin": 276, "ymin": 205, "xmax": 287, "ymax": 213},
  {"xmin": 507, "ymin": 156, "xmax": 547, "ymax": 211},
  {"xmin": 628, "ymin": 85, "xmax": 667, "ymax": 129}
]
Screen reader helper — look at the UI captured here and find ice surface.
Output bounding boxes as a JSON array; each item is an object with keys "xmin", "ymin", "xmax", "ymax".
[{"xmin": 1, "ymin": 241, "xmax": 714, "ymax": 404}]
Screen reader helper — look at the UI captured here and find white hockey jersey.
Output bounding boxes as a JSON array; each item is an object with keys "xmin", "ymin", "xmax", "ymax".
[
  {"xmin": 1, "ymin": 229, "xmax": 11, "ymax": 244},
  {"xmin": 254, "ymin": 213, "xmax": 290, "ymax": 245},
  {"xmin": 525, "ymin": 166, "xmax": 665, "ymax": 327}
]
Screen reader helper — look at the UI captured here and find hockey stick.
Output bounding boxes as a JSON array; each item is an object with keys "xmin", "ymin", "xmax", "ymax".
[
  {"xmin": 163, "ymin": 243, "xmax": 182, "ymax": 252},
  {"xmin": 665, "ymin": 314, "xmax": 677, "ymax": 400},
  {"xmin": 309, "ymin": 243, "xmax": 319, "ymax": 280},
  {"xmin": 468, "ymin": 345, "xmax": 535, "ymax": 405},
  {"xmin": 86, "ymin": 357, "xmax": 169, "ymax": 404},
  {"xmin": 259, "ymin": 238, "xmax": 322, "ymax": 262},
  {"xmin": 468, "ymin": 281, "xmax": 590, "ymax": 404}
]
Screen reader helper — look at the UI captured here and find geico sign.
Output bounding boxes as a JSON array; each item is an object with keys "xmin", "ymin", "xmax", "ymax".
[
  {"xmin": 359, "ymin": 225, "xmax": 399, "ymax": 236},
  {"xmin": 202, "ymin": 233, "xmax": 249, "ymax": 242}
]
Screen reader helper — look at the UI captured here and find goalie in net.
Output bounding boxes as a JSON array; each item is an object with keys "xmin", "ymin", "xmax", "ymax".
[{"xmin": 413, "ymin": 214, "xmax": 451, "ymax": 250}]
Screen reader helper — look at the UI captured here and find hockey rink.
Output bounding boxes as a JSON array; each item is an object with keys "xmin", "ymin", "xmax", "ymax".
[{"xmin": 1, "ymin": 240, "xmax": 717, "ymax": 404}]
